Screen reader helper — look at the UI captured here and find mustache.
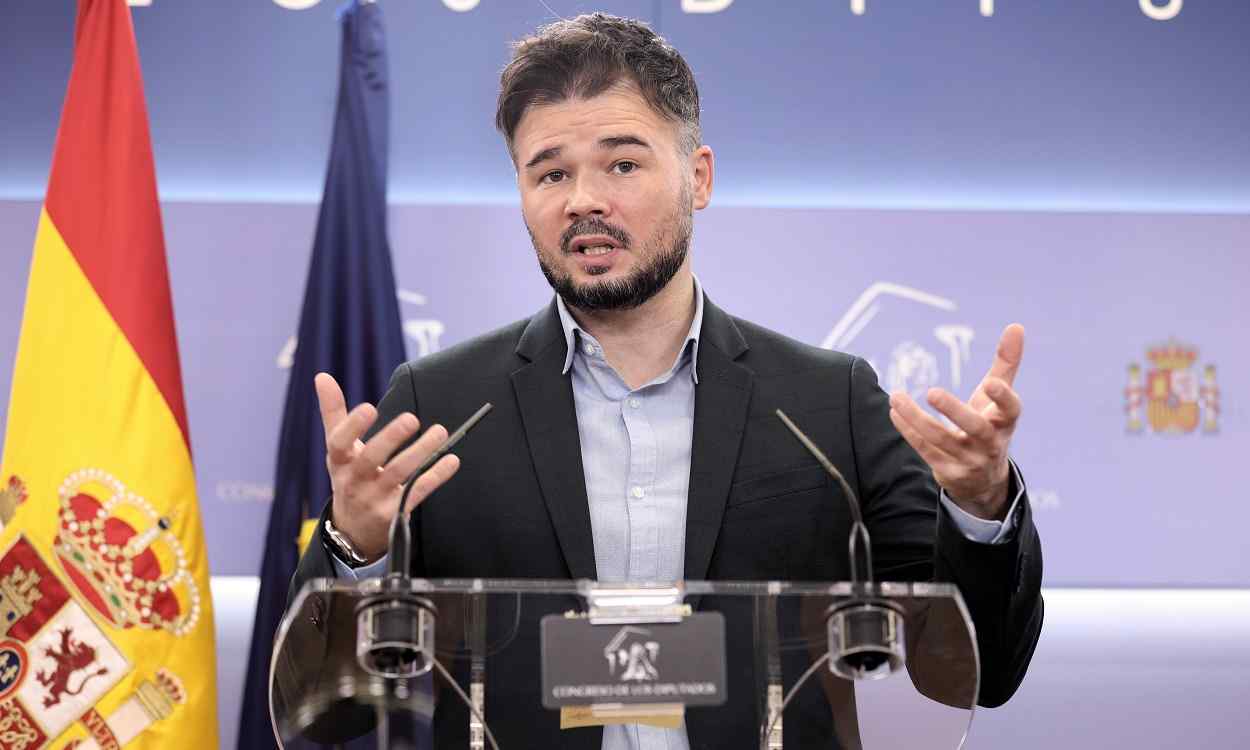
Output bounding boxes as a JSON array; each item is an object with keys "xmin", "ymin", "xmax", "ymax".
[{"xmin": 560, "ymin": 217, "xmax": 632, "ymax": 253}]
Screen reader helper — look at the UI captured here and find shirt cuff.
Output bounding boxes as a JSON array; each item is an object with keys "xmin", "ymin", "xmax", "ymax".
[
  {"xmin": 938, "ymin": 460, "xmax": 1024, "ymax": 545},
  {"xmin": 330, "ymin": 552, "xmax": 391, "ymax": 580}
]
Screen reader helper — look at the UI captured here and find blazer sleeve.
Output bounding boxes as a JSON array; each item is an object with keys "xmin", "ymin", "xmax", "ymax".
[
  {"xmin": 285, "ymin": 361, "xmax": 426, "ymax": 611},
  {"xmin": 847, "ymin": 356, "xmax": 1044, "ymax": 707}
]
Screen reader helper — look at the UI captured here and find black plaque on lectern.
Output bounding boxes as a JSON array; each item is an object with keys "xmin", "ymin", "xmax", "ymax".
[{"xmin": 539, "ymin": 612, "xmax": 728, "ymax": 709}]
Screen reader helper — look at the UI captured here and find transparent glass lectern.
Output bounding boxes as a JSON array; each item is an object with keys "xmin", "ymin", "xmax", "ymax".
[{"xmin": 270, "ymin": 577, "xmax": 979, "ymax": 749}]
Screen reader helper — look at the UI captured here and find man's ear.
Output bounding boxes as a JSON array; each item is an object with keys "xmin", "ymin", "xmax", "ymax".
[{"xmin": 691, "ymin": 145, "xmax": 714, "ymax": 210}]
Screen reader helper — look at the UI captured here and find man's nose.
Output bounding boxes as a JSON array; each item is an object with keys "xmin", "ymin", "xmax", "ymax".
[{"xmin": 564, "ymin": 174, "xmax": 611, "ymax": 219}]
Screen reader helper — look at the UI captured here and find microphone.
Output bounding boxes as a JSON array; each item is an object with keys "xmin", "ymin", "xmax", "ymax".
[
  {"xmin": 774, "ymin": 409, "xmax": 905, "ymax": 681},
  {"xmin": 356, "ymin": 402, "xmax": 494, "ymax": 681},
  {"xmin": 387, "ymin": 402, "xmax": 494, "ymax": 577}
]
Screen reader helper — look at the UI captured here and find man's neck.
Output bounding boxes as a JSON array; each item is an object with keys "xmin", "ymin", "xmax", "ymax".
[{"xmin": 566, "ymin": 268, "xmax": 697, "ymax": 390}]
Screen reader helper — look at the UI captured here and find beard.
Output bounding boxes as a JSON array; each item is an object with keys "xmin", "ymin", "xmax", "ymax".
[{"xmin": 528, "ymin": 185, "xmax": 693, "ymax": 312}]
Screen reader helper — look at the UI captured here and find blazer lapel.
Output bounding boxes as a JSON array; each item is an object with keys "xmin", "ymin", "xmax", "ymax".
[
  {"xmin": 510, "ymin": 302, "xmax": 599, "ymax": 581},
  {"xmin": 684, "ymin": 297, "xmax": 754, "ymax": 581}
]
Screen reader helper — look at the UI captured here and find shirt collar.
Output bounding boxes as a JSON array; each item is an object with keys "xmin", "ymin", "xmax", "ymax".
[{"xmin": 556, "ymin": 275, "xmax": 705, "ymax": 384}]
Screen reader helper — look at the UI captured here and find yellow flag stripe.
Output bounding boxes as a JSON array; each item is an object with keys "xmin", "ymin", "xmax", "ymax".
[
  {"xmin": 1, "ymin": 208, "xmax": 218, "ymax": 746},
  {"xmin": 4, "ymin": 209, "xmax": 200, "ymax": 538}
]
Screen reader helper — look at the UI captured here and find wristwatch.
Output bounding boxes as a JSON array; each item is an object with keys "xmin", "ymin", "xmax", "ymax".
[{"xmin": 323, "ymin": 516, "xmax": 371, "ymax": 568}]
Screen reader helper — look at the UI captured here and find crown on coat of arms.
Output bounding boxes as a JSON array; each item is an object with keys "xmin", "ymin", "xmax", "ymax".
[
  {"xmin": 1146, "ymin": 341, "xmax": 1198, "ymax": 371},
  {"xmin": 140, "ymin": 668, "xmax": 187, "ymax": 718},
  {"xmin": 52, "ymin": 469, "xmax": 201, "ymax": 638}
]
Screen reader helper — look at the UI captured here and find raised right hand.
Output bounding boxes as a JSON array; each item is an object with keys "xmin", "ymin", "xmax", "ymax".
[{"xmin": 315, "ymin": 372, "xmax": 461, "ymax": 560}]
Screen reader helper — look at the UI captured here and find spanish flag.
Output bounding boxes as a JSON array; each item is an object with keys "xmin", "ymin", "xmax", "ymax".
[{"xmin": 0, "ymin": 1, "xmax": 218, "ymax": 747}]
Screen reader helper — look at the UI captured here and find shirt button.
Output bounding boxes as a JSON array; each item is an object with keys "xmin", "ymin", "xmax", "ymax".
[
  {"xmin": 583, "ymin": 342, "xmax": 596, "ymax": 356},
  {"xmin": 631, "ymin": 486, "xmax": 645, "ymax": 499},
  {"xmin": 628, "ymin": 398, "xmax": 641, "ymax": 409}
]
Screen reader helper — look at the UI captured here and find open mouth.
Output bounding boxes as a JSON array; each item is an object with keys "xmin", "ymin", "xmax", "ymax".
[{"xmin": 569, "ymin": 234, "xmax": 624, "ymax": 256}]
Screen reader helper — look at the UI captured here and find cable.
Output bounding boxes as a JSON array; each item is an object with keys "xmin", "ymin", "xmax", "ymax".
[
  {"xmin": 758, "ymin": 652, "xmax": 832, "ymax": 750},
  {"xmin": 431, "ymin": 656, "xmax": 502, "ymax": 750},
  {"xmin": 482, "ymin": 593, "xmax": 523, "ymax": 657}
]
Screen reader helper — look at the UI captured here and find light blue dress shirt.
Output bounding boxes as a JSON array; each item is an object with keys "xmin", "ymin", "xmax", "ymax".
[{"xmin": 335, "ymin": 277, "xmax": 1023, "ymax": 749}]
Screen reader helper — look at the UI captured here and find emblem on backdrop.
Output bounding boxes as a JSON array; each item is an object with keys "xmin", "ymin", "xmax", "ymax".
[
  {"xmin": 276, "ymin": 288, "xmax": 444, "ymax": 369},
  {"xmin": 822, "ymin": 282, "xmax": 976, "ymax": 404},
  {"xmin": 1125, "ymin": 340, "xmax": 1219, "ymax": 435},
  {"xmin": 397, "ymin": 289, "xmax": 446, "ymax": 359},
  {"xmin": 0, "ymin": 472, "xmax": 192, "ymax": 749}
]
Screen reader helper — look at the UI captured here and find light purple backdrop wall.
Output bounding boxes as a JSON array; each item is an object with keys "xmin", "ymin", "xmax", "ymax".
[
  {"xmin": 4, "ymin": 4, "xmax": 1248, "ymax": 747},
  {"xmin": 1, "ymin": 200, "xmax": 1244, "ymax": 586}
]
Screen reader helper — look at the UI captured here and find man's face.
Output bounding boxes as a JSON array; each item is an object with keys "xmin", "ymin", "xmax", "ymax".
[{"xmin": 512, "ymin": 84, "xmax": 713, "ymax": 311}]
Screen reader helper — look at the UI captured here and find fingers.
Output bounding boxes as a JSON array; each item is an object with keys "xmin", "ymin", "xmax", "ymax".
[
  {"xmin": 375, "ymin": 422, "xmax": 449, "ymax": 488},
  {"xmin": 889, "ymin": 391, "xmax": 978, "ymax": 463},
  {"xmin": 888, "ymin": 394, "xmax": 961, "ymax": 469},
  {"xmin": 925, "ymin": 388, "xmax": 996, "ymax": 443},
  {"xmin": 981, "ymin": 377, "xmax": 1023, "ymax": 425},
  {"xmin": 325, "ymin": 402, "xmax": 378, "ymax": 465},
  {"xmin": 984, "ymin": 323, "xmax": 1025, "ymax": 388},
  {"xmin": 314, "ymin": 373, "xmax": 348, "ymax": 434},
  {"xmin": 891, "ymin": 388, "xmax": 1012, "ymax": 508},
  {"xmin": 318, "ymin": 372, "xmax": 382, "ymax": 466},
  {"xmin": 402, "ymin": 454, "xmax": 461, "ymax": 514},
  {"xmin": 325, "ymin": 413, "xmax": 457, "ymax": 559},
  {"xmin": 354, "ymin": 412, "xmax": 422, "ymax": 481}
]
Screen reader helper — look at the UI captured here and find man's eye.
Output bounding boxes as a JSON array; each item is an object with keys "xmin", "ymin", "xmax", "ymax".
[
  {"xmin": 541, "ymin": 170, "xmax": 566, "ymax": 184},
  {"xmin": 612, "ymin": 161, "xmax": 638, "ymax": 175}
]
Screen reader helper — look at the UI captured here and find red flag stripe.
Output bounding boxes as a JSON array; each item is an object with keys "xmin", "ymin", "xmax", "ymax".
[{"xmin": 44, "ymin": 0, "xmax": 190, "ymax": 447}]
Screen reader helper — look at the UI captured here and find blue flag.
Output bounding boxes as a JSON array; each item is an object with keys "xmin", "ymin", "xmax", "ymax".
[{"xmin": 237, "ymin": 2, "xmax": 406, "ymax": 747}]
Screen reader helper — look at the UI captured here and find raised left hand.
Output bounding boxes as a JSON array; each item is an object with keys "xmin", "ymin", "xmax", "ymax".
[{"xmin": 888, "ymin": 324, "xmax": 1024, "ymax": 520}]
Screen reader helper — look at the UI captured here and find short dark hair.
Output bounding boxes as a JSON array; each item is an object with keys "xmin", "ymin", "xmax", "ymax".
[{"xmin": 496, "ymin": 13, "xmax": 702, "ymax": 156}]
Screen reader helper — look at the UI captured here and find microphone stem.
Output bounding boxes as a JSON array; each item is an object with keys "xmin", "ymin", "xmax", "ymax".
[
  {"xmin": 385, "ymin": 403, "xmax": 494, "ymax": 579},
  {"xmin": 775, "ymin": 409, "xmax": 874, "ymax": 584}
]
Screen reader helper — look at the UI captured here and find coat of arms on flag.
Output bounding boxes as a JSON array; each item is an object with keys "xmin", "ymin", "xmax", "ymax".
[{"xmin": 0, "ymin": 487, "xmax": 195, "ymax": 750}]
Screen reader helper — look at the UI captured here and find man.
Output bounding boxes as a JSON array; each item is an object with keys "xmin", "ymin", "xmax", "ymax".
[{"xmin": 288, "ymin": 13, "xmax": 1042, "ymax": 749}]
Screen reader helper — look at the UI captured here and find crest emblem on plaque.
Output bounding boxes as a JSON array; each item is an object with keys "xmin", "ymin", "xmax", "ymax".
[
  {"xmin": 1125, "ymin": 341, "xmax": 1219, "ymax": 435},
  {"xmin": 604, "ymin": 626, "xmax": 661, "ymax": 682}
]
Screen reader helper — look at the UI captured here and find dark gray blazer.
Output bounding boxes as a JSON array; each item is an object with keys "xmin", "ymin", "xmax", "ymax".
[{"xmin": 288, "ymin": 294, "xmax": 1044, "ymax": 749}]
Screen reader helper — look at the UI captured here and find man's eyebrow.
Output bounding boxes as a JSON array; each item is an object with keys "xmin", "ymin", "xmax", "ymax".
[
  {"xmin": 523, "ymin": 136, "xmax": 651, "ymax": 169},
  {"xmin": 599, "ymin": 135, "xmax": 651, "ymax": 151},
  {"xmin": 524, "ymin": 146, "xmax": 562, "ymax": 170}
]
